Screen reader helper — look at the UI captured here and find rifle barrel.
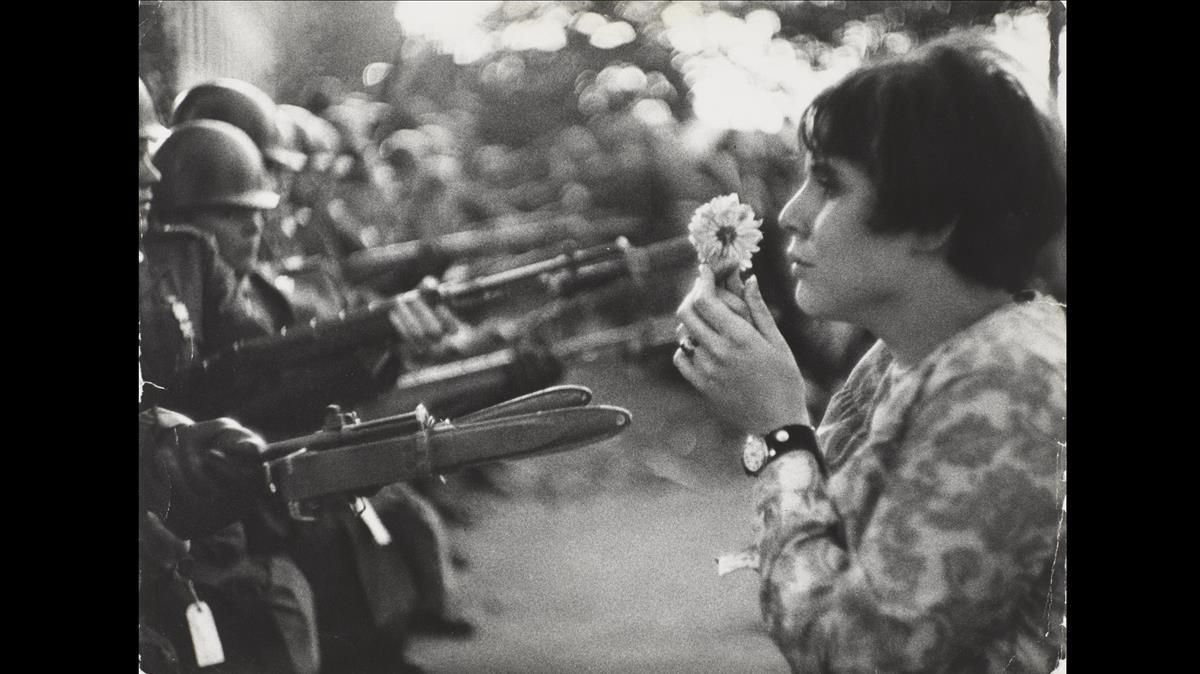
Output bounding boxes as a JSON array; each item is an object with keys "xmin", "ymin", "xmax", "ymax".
[
  {"xmin": 545, "ymin": 235, "xmax": 695, "ymax": 297},
  {"xmin": 202, "ymin": 235, "xmax": 693, "ymax": 374},
  {"xmin": 339, "ymin": 214, "xmax": 642, "ymax": 282}
]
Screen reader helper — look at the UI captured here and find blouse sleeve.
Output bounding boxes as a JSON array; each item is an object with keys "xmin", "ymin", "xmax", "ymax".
[{"xmin": 753, "ymin": 362, "xmax": 1065, "ymax": 672}]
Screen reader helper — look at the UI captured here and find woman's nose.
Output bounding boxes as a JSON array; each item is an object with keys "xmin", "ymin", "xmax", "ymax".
[{"xmin": 778, "ymin": 190, "xmax": 810, "ymax": 239}]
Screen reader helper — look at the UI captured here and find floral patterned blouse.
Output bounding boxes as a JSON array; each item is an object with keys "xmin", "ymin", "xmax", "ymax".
[{"xmin": 752, "ymin": 293, "xmax": 1066, "ymax": 672}]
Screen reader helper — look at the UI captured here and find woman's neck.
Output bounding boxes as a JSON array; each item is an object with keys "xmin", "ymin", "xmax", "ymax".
[{"xmin": 869, "ymin": 270, "xmax": 1013, "ymax": 370}]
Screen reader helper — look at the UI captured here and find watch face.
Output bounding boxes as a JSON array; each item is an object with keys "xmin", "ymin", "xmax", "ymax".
[{"xmin": 742, "ymin": 435, "xmax": 768, "ymax": 473}]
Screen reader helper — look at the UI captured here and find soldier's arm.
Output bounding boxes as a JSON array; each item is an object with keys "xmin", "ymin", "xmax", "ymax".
[{"xmin": 140, "ymin": 407, "xmax": 269, "ymax": 541}]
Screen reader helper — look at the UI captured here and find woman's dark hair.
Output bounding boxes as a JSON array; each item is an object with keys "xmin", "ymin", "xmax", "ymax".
[{"xmin": 799, "ymin": 31, "xmax": 1066, "ymax": 292}]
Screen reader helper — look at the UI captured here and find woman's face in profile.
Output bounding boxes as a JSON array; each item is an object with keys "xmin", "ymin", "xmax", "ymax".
[{"xmin": 778, "ymin": 153, "xmax": 910, "ymax": 324}]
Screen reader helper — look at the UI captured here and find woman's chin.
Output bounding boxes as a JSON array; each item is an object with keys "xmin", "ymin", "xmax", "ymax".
[{"xmin": 794, "ymin": 286, "xmax": 825, "ymax": 318}]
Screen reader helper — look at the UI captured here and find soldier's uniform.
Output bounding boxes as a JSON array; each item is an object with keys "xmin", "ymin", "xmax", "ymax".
[
  {"xmin": 141, "ymin": 117, "xmax": 324, "ymax": 673},
  {"xmin": 151, "ymin": 107, "xmax": 480, "ymax": 672},
  {"xmin": 141, "ymin": 232, "xmax": 431, "ymax": 673},
  {"xmin": 138, "ymin": 408, "xmax": 320, "ymax": 674},
  {"xmin": 138, "ymin": 229, "xmax": 323, "ymax": 674},
  {"xmin": 139, "ymin": 225, "xmax": 242, "ymax": 411},
  {"xmin": 138, "ymin": 225, "xmax": 387, "ymax": 435},
  {"xmin": 215, "ymin": 265, "xmax": 400, "ymax": 438}
]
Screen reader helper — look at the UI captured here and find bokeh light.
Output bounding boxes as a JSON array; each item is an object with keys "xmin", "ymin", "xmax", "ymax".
[
  {"xmin": 393, "ymin": 1, "xmax": 503, "ymax": 62},
  {"xmin": 361, "ymin": 62, "xmax": 393, "ymax": 88},
  {"xmin": 589, "ymin": 20, "xmax": 637, "ymax": 49}
]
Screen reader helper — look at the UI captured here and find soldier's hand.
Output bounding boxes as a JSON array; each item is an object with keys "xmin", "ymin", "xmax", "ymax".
[
  {"xmin": 429, "ymin": 307, "xmax": 506, "ymax": 359},
  {"xmin": 391, "ymin": 277, "xmax": 505, "ymax": 364},
  {"xmin": 388, "ymin": 286, "xmax": 453, "ymax": 356},
  {"xmin": 139, "ymin": 511, "xmax": 190, "ymax": 574},
  {"xmin": 144, "ymin": 410, "xmax": 269, "ymax": 540},
  {"xmin": 184, "ymin": 416, "xmax": 268, "ymax": 461}
]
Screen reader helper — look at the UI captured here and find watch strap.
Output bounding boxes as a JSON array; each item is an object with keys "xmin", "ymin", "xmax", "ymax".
[{"xmin": 759, "ymin": 424, "xmax": 825, "ymax": 477}]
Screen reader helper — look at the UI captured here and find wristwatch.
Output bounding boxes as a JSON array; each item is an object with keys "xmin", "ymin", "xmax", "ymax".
[{"xmin": 742, "ymin": 424, "xmax": 824, "ymax": 478}]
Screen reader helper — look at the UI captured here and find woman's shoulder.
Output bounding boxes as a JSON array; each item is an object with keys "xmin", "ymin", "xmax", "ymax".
[
  {"xmin": 928, "ymin": 294, "xmax": 1065, "ymax": 397},
  {"xmin": 891, "ymin": 296, "xmax": 1067, "ymax": 453},
  {"xmin": 825, "ymin": 295, "xmax": 1065, "ymax": 452}
]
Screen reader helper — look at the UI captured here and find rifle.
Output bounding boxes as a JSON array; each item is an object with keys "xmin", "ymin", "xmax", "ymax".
[
  {"xmin": 193, "ymin": 235, "xmax": 696, "ymax": 377},
  {"xmin": 274, "ymin": 212, "xmax": 644, "ymax": 285},
  {"xmin": 261, "ymin": 385, "xmax": 631, "ymax": 519}
]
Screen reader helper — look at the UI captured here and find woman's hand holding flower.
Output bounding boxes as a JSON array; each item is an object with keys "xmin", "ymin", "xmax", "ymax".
[{"xmin": 674, "ymin": 266, "xmax": 811, "ymax": 435}]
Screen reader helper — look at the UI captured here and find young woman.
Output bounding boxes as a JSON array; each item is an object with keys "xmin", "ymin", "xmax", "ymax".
[{"xmin": 675, "ymin": 33, "xmax": 1066, "ymax": 672}]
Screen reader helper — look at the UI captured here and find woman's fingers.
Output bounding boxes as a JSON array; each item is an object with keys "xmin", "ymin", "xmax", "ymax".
[
  {"xmin": 673, "ymin": 346, "xmax": 711, "ymax": 392},
  {"xmin": 743, "ymin": 276, "xmax": 772, "ymax": 331},
  {"xmin": 691, "ymin": 287, "xmax": 763, "ymax": 350},
  {"xmin": 743, "ymin": 276, "xmax": 789, "ymax": 348},
  {"xmin": 715, "ymin": 289, "xmax": 751, "ymax": 321},
  {"xmin": 677, "ymin": 301, "xmax": 722, "ymax": 353},
  {"xmin": 723, "ymin": 273, "xmax": 745, "ymax": 296}
]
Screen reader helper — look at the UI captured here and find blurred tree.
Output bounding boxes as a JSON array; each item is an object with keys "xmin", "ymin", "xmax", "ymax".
[
  {"xmin": 382, "ymin": 0, "xmax": 1051, "ymax": 146},
  {"xmin": 274, "ymin": 1, "xmax": 401, "ymax": 106}
]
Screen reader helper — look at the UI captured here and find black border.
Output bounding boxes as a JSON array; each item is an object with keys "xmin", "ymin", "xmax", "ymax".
[{"xmin": 27, "ymin": 2, "xmax": 1113, "ymax": 669}]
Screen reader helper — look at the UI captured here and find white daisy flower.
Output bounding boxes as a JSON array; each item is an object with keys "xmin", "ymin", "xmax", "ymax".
[{"xmin": 687, "ymin": 193, "xmax": 763, "ymax": 279}]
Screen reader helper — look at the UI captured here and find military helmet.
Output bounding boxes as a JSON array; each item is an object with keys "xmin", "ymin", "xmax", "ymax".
[
  {"xmin": 276, "ymin": 105, "xmax": 310, "ymax": 143},
  {"xmin": 171, "ymin": 78, "xmax": 307, "ymax": 172},
  {"xmin": 152, "ymin": 120, "xmax": 280, "ymax": 216},
  {"xmin": 279, "ymin": 104, "xmax": 340, "ymax": 172},
  {"xmin": 140, "ymin": 77, "xmax": 167, "ymax": 142}
]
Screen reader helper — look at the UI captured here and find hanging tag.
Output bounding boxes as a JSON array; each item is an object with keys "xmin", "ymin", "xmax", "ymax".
[
  {"xmin": 355, "ymin": 497, "xmax": 393, "ymax": 546},
  {"xmin": 186, "ymin": 600, "xmax": 225, "ymax": 667}
]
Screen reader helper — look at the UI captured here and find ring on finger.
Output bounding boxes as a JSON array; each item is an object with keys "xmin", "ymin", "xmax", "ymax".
[{"xmin": 678, "ymin": 335, "xmax": 697, "ymax": 357}]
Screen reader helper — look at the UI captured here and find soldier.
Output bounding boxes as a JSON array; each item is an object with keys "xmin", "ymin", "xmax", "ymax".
[
  {"xmin": 138, "ymin": 407, "xmax": 278, "ymax": 674},
  {"xmin": 151, "ymin": 118, "xmax": 476, "ymax": 428},
  {"xmin": 139, "ymin": 80, "xmax": 243, "ymax": 414},
  {"xmin": 139, "ymin": 77, "xmax": 320, "ymax": 674},
  {"xmin": 171, "ymin": 78, "xmax": 309, "ymax": 263},
  {"xmin": 167, "ymin": 79, "xmax": 439, "ymax": 334},
  {"xmin": 140, "ymin": 78, "xmax": 166, "ymax": 235},
  {"xmin": 276, "ymin": 104, "xmax": 366, "ymax": 262},
  {"xmin": 151, "ymin": 116, "xmax": 478, "ymax": 671}
]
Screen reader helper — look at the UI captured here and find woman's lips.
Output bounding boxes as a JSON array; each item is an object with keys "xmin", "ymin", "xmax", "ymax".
[{"xmin": 790, "ymin": 260, "xmax": 815, "ymax": 276}]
